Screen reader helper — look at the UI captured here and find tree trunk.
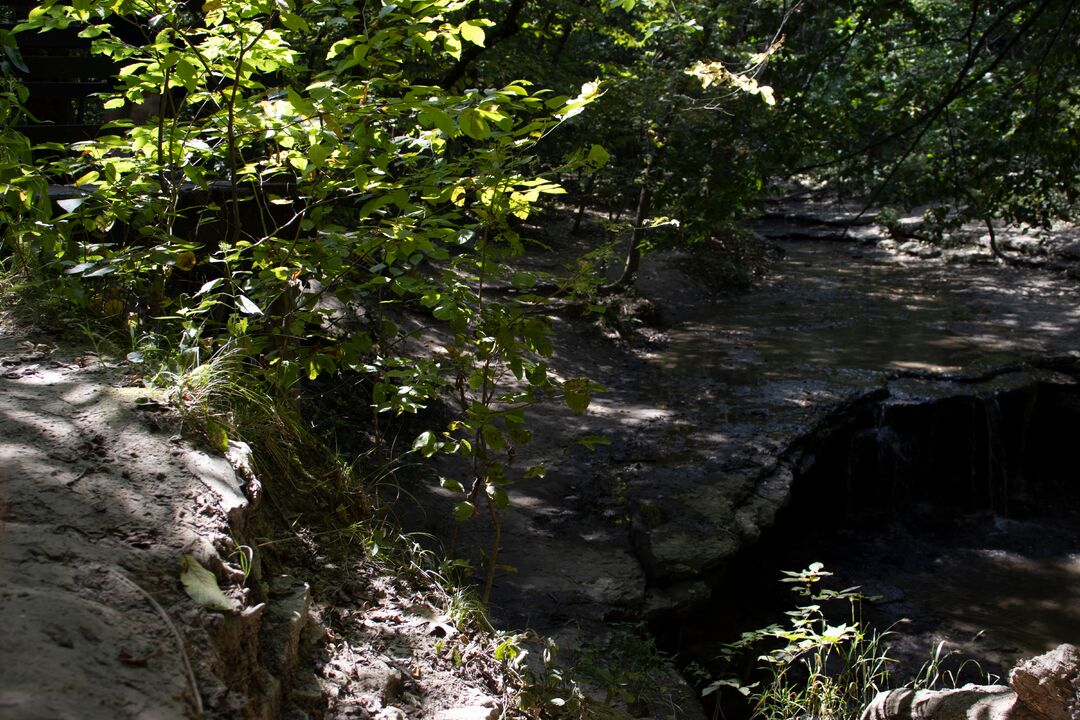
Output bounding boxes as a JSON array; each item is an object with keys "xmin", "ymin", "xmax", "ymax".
[
  {"xmin": 571, "ymin": 173, "xmax": 595, "ymax": 235},
  {"xmin": 602, "ymin": 180, "xmax": 652, "ymax": 292}
]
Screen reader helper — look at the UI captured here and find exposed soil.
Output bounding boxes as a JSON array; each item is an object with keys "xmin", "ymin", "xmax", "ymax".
[
  {"xmin": 0, "ymin": 315, "xmax": 521, "ymax": 720},
  {"xmin": 0, "ymin": 322, "xmax": 250, "ymax": 719}
]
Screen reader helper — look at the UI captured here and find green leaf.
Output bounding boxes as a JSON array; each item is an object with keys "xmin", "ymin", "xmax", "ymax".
[
  {"xmin": 458, "ymin": 108, "xmax": 490, "ymax": 140},
  {"xmin": 481, "ymin": 423, "xmax": 505, "ymax": 451},
  {"xmin": 419, "ymin": 107, "xmax": 458, "ymax": 136},
  {"xmin": 64, "ymin": 262, "xmax": 95, "ymax": 275},
  {"xmin": 587, "ymin": 143, "xmax": 610, "ymax": 168},
  {"xmin": 487, "ymin": 484, "xmax": 509, "ymax": 510},
  {"xmin": 433, "ymin": 303, "xmax": 457, "ymax": 321},
  {"xmin": 493, "ymin": 638, "xmax": 519, "ymax": 661},
  {"xmin": 279, "ymin": 11, "xmax": 308, "ymax": 31},
  {"xmin": 440, "ymin": 476, "xmax": 465, "ymax": 493},
  {"xmin": 194, "ymin": 278, "xmax": 223, "ymax": 296},
  {"xmin": 0, "ymin": 30, "xmax": 28, "ymax": 73},
  {"xmin": 453, "ymin": 501, "xmax": 476, "ymax": 521},
  {"xmin": 511, "ymin": 271, "xmax": 536, "ymax": 289},
  {"xmin": 459, "ymin": 20, "xmax": 486, "ymax": 47},
  {"xmin": 237, "ymin": 295, "xmax": 263, "ymax": 316},
  {"xmin": 577, "ymin": 434, "xmax": 610, "ymax": 450},
  {"xmin": 180, "ymin": 554, "xmax": 239, "ymax": 612},
  {"xmin": 563, "ymin": 378, "xmax": 593, "ymax": 414},
  {"xmin": 413, "ymin": 430, "xmax": 437, "ymax": 456}
]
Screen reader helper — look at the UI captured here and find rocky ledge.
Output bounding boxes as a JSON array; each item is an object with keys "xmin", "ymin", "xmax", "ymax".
[{"xmin": 862, "ymin": 644, "xmax": 1080, "ymax": 720}]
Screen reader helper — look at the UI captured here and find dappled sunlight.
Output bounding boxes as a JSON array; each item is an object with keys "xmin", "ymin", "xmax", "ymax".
[
  {"xmin": 643, "ymin": 240, "xmax": 1080, "ymax": 399},
  {"xmin": 0, "ymin": 338, "xmax": 252, "ymax": 719},
  {"xmin": 586, "ymin": 397, "xmax": 673, "ymax": 424},
  {"xmin": 888, "ymin": 360, "xmax": 964, "ymax": 373}
]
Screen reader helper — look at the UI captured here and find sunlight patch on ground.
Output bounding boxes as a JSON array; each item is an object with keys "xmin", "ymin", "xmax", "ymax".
[
  {"xmin": 586, "ymin": 398, "xmax": 673, "ymax": 423},
  {"xmin": 887, "ymin": 360, "xmax": 964, "ymax": 373}
]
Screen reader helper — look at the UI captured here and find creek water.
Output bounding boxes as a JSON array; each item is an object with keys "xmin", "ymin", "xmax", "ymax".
[{"xmin": 639, "ymin": 238, "xmax": 1080, "ymax": 696}]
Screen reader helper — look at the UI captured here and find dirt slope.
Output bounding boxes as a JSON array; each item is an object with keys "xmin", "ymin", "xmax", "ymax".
[{"xmin": 0, "ymin": 321, "xmax": 260, "ymax": 719}]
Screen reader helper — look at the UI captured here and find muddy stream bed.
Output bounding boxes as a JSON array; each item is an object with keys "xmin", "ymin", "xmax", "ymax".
[
  {"xmin": 644, "ymin": 238, "xmax": 1080, "ymax": 680},
  {"xmin": 393, "ymin": 222, "xmax": 1080, "ymax": 717}
]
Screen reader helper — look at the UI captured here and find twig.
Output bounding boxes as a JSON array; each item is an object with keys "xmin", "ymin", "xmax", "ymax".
[{"xmin": 108, "ymin": 568, "xmax": 205, "ymax": 719}]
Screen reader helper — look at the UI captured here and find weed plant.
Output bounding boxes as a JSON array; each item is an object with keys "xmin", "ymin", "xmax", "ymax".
[{"xmin": 707, "ymin": 563, "xmax": 894, "ymax": 720}]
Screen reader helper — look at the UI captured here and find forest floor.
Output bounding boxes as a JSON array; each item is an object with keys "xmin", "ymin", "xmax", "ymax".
[{"xmin": 0, "ymin": 310, "xmax": 527, "ymax": 720}]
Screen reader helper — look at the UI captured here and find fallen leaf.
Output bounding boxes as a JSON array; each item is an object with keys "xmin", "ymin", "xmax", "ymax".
[{"xmin": 180, "ymin": 554, "xmax": 239, "ymax": 612}]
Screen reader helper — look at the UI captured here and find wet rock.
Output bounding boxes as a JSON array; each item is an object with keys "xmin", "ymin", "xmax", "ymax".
[
  {"xmin": 632, "ymin": 513, "xmax": 740, "ymax": 582},
  {"xmin": 879, "ymin": 239, "xmax": 899, "ymax": 252},
  {"xmin": 898, "ymin": 240, "xmax": 942, "ymax": 259},
  {"xmin": 1008, "ymin": 643, "xmax": 1080, "ymax": 720},
  {"xmin": 1056, "ymin": 240, "xmax": 1080, "ymax": 261},
  {"xmin": 643, "ymin": 579, "xmax": 711, "ymax": 619}
]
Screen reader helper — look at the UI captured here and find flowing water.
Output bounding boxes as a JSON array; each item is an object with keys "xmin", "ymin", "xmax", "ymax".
[{"xmin": 642, "ymin": 238, "xmax": 1080, "ymax": 687}]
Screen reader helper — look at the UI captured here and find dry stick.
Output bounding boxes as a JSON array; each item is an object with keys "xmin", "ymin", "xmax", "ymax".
[{"xmin": 108, "ymin": 568, "xmax": 205, "ymax": 719}]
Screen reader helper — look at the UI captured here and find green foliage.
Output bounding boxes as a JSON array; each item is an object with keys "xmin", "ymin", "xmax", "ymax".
[
  {"xmin": 1, "ymin": 0, "xmax": 610, "ymax": 605},
  {"xmin": 708, "ymin": 563, "xmax": 893, "ymax": 720},
  {"xmin": 452, "ymin": 0, "xmax": 784, "ymax": 283},
  {"xmin": 908, "ymin": 639, "xmax": 1000, "ymax": 691},
  {"xmin": 766, "ymin": 0, "xmax": 1079, "ymax": 228},
  {"xmin": 0, "ymin": 78, "xmax": 50, "ymax": 276},
  {"xmin": 516, "ymin": 636, "xmax": 593, "ymax": 719}
]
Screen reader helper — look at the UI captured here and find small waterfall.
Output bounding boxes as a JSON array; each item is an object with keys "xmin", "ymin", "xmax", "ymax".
[
  {"xmin": 983, "ymin": 395, "xmax": 1007, "ymax": 515},
  {"xmin": 873, "ymin": 403, "xmax": 908, "ymax": 505}
]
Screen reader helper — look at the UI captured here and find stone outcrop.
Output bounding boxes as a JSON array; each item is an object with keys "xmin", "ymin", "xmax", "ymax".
[
  {"xmin": 860, "ymin": 685, "xmax": 1039, "ymax": 720},
  {"xmin": 1009, "ymin": 644, "xmax": 1080, "ymax": 720},
  {"xmin": 860, "ymin": 645, "xmax": 1080, "ymax": 720}
]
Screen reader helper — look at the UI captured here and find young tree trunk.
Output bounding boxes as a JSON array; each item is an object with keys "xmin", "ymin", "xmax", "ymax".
[
  {"xmin": 602, "ymin": 179, "xmax": 652, "ymax": 292},
  {"xmin": 986, "ymin": 215, "xmax": 1004, "ymax": 261},
  {"xmin": 571, "ymin": 173, "xmax": 595, "ymax": 235}
]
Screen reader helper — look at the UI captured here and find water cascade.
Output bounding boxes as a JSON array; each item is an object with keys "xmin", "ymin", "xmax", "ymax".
[{"xmin": 670, "ymin": 367, "xmax": 1080, "ymax": 717}]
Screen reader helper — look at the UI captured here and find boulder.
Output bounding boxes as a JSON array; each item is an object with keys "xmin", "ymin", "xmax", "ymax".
[
  {"xmin": 1056, "ymin": 240, "xmax": 1080, "ymax": 261},
  {"xmin": 861, "ymin": 644, "xmax": 1080, "ymax": 720},
  {"xmin": 859, "ymin": 685, "xmax": 1037, "ymax": 720},
  {"xmin": 1008, "ymin": 644, "xmax": 1080, "ymax": 720}
]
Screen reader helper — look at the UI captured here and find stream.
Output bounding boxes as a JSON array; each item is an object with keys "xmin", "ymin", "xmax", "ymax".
[
  {"xmin": 392, "ymin": 218, "xmax": 1080, "ymax": 718},
  {"xmin": 640, "ymin": 237, "xmax": 1080, "ymax": 710}
]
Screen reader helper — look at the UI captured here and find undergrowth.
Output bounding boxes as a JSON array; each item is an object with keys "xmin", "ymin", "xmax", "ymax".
[
  {"xmin": 707, "ymin": 563, "xmax": 1000, "ymax": 720},
  {"xmin": 707, "ymin": 563, "xmax": 892, "ymax": 720}
]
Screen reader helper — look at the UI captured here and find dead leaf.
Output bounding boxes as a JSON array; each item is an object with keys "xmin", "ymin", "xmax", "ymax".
[{"xmin": 180, "ymin": 553, "xmax": 239, "ymax": 612}]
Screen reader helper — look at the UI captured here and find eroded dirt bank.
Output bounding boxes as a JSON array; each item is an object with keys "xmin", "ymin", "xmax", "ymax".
[{"xmin": 0, "ymin": 327, "xmax": 272, "ymax": 718}]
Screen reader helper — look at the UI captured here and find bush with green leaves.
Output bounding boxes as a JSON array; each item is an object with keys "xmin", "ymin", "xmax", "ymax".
[{"xmin": 5, "ymin": 0, "xmax": 606, "ymax": 601}]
